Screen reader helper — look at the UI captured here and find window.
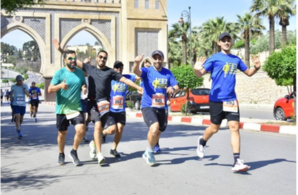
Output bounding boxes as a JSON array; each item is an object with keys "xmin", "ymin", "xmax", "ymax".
[
  {"xmin": 134, "ymin": 0, "xmax": 139, "ymax": 8},
  {"xmin": 155, "ymin": 0, "xmax": 159, "ymax": 9},
  {"xmin": 145, "ymin": 0, "xmax": 149, "ymax": 9}
]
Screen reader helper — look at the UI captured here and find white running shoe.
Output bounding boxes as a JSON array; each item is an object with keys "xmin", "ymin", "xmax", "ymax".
[
  {"xmin": 232, "ymin": 159, "xmax": 249, "ymax": 172},
  {"xmin": 89, "ymin": 140, "xmax": 97, "ymax": 160},
  {"xmin": 196, "ymin": 136, "xmax": 205, "ymax": 158},
  {"xmin": 97, "ymin": 153, "xmax": 107, "ymax": 166}
]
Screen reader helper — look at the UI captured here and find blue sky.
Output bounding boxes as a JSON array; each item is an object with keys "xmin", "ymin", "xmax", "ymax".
[{"xmin": 2, "ymin": 0, "xmax": 296, "ymax": 49}]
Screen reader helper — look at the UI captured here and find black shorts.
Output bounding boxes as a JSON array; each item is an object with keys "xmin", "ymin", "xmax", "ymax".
[
  {"xmin": 87, "ymin": 100, "xmax": 109, "ymax": 128},
  {"xmin": 81, "ymin": 99, "xmax": 88, "ymax": 113},
  {"xmin": 56, "ymin": 112, "xmax": 84, "ymax": 131},
  {"xmin": 141, "ymin": 107, "xmax": 168, "ymax": 132},
  {"xmin": 209, "ymin": 101, "xmax": 240, "ymax": 125},
  {"xmin": 30, "ymin": 100, "xmax": 39, "ymax": 107},
  {"xmin": 106, "ymin": 112, "xmax": 126, "ymax": 126}
]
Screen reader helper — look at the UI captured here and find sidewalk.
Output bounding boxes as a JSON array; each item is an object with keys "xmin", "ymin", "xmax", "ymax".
[{"xmin": 42, "ymin": 102, "xmax": 296, "ymax": 135}]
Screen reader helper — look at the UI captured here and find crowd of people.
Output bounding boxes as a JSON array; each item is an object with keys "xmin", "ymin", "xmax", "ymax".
[{"xmin": 3, "ymin": 32, "xmax": 261, "ymax": 173}]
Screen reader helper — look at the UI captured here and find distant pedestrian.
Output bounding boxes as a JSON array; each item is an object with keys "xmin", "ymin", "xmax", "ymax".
[
  {"xmin": 29, "ymin": 82, "xmax": 42, "ymax": 122},
  {"xmin": 5, "ymin": 89, "xmax": 10, "ymax": 102},
  {"xmin": 133, "ymin": 50, "xmax": 179, "ymax": 166},
  {"xmin": 1, "ymin": 89, "xmax": 3, "ymax": 105},
  {"xmin": 194, "ymin": 32, "xmax": 261, "ymax": 172},
  {"xmin": 10, "ymin": 75, "xmax": 30, "ymax": 139},
  {"xmin": 48, "ymin": 50, "xmax": 87, "ymax": 166}
]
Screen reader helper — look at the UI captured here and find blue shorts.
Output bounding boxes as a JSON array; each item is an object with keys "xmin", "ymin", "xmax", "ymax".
[
  {"xmin": 12, "ymin": 105, "xmax": 26, "ymax": 115},
  {"xmin": 81, "ymin": 99, "xmax": 88, "ymax": 113}
]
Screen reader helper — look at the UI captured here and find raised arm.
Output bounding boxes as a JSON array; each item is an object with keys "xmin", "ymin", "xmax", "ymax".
[
  {"xmin": 243, "ymin": 55, "xmax": 261, "ymax": 77},
  {"xmin": 133, "ymin": 54, "xmax": 144, "ymax": 77},
  {"xmin": 48, "ymin": 80, "xmax": 69, "ymax": 93},
  {"xmin": 119, "ymin": 76, "xmax": 143, "ymax": 93},
  {"xmin": 194, "ymin": 57, "xmax": 207, "ymax": 78},
  {"xmin": 53, "ymin": 38, "xmax": 83, "ymax": 69}
]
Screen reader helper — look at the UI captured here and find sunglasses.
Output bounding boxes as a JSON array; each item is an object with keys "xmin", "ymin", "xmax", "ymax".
[
  {"xmin": 98, "ymin": 55, "xmax": 107, "ymax": 60},
  {"xmin": 67, "ymin": 57, "xmax": 76, "ymax": 61}
]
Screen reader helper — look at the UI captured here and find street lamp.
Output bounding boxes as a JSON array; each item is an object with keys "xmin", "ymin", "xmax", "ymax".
[{"xmin": 178, "ymin": 6, "xmax": 192, "ymax": 65}]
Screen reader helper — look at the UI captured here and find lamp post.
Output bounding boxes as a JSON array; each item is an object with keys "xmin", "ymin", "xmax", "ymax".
[{"xmin": 178, "ymin": 6, "xmax": 192, "ymax": 65}]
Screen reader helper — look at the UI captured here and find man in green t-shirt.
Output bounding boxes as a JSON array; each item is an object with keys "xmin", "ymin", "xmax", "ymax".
[{"xmin": 48, "ymin": 50, "xmax": 87, "ymax": 166}]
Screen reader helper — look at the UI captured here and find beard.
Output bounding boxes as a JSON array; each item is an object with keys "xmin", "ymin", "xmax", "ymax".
[{"xmin": 67, "ymin": 62, "xmax": 76, "ymax": 70}]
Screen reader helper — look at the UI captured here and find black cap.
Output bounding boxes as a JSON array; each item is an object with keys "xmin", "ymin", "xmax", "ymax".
[
  {"xmin": 113, "ymin": 61, "xmax": 124, "ymax": 68},
  {"xmin": 16, "ymin": 75, "xmax": 24, "ymax": 81},
  {"xmin": 219, "ymin": 32, "xmax": 231, "ymax": 40},
  {"xmin": 151, "ymin": 50, "xmax": 164, "ymax": 58}
]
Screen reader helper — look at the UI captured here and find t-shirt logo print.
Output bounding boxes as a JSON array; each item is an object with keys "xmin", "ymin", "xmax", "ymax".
[
  {"xmin": 222, "ymin": 62, "xmax": 237, "ymax": 77},
  {"xmin": 152, "ymin": 78, "xmax": 168, "ymax": 91}
]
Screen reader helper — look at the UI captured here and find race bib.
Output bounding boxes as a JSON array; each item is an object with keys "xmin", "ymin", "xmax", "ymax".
[
  {"xmin": 65, "ymin": 111, "xmax": 80, "ymax": 120},
  {"xmin": 97, "ymin": 100, "xmax": 110, "ymax": 116},
  {"xmin": 223, "ymin": 100, "xmax": 238, "ymax": 112},
  {"xmin": 112, "ymin": 96, "xmax": 124, "ymax": 110},
  {"xmin": 152, "ymin": 93, "xmax": 165, "ymax": 108},
  {"xmin": 16, "ymin": 95, "xmax": 25, "ymax": 105}
]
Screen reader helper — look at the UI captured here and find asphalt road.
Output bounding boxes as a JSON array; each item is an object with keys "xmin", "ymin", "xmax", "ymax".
[{"xmin": 1, "ymin": 103, "xmax": 296, "ymax": 195}]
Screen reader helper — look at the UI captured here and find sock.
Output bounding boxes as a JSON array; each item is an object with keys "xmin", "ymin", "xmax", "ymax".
[
  {"xmin": 200, "ymin": 138, "xmax": 207, "ymax": 146},
  {"xmin": 147, "ymin": 146, "xmax": 154, "ymax": 152},
  {"xmin": 233, "ymin": 153, "xmax": 240, "ymax": 164}
]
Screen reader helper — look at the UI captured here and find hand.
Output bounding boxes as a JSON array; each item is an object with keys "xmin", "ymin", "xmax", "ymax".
[
  {"xmin": 137, "ymin": 87, "xmax": 143, "ymax": 95},
  {"xmin": 53, "ymin": 38, "xmax": 63, "ymax": 53},
  {"xmin": 60, "ymin": 80, "xmax": 69, "ymax": 90},
  {"xmin": 82, "ymin": 85, "xmax": 87, "ymax": 95},
  {"xmin": 166, "ymin": 86, "xmax": 175, "ymax": 94},
  {"xmin": 251, "ymin": 55, "xmax": 261, "ymax": 69},
  {"xmin": 134, "ymin": 54, "xmax": 144, "ymax": 64},
  {"xmin": 83, "ymin": 57, "xmax": 91, "ymax": 64},
  {"xmin": 194, "ymin": 57, "xmax": 206, "ymax": 70}
]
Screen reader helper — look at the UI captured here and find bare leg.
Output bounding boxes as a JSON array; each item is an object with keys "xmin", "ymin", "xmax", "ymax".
[{"xmin": 57, "ymin": 131, "xmax": 67, "ymax": 153}]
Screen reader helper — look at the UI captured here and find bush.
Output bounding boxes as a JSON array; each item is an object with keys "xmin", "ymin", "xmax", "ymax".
[{"xmin": 36, "ymin": 82, "xmax": 45, "ymax": 89}]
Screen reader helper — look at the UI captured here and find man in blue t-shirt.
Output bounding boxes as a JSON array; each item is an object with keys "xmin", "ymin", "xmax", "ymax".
[
  {"xmin": 133, "ymin": 50, "xmax": 179, "ymax": 166},
  {"xmin": 10, "ymin": 75, "xmax": 30, "ymax": 139},
  {"xmin": 194, "ymin": 32, "xmax": 261, "ymax": 173},
  {"xmin": 29, "ymin": 81, "xmax": 42, "ymax": 122},
  {"xmin": 48, "ymin": 50, "xmax": 87, "ymax": 166},
  {"xmin": 102, "ymin": 61, "xmax": 138, "ymax": 158}
]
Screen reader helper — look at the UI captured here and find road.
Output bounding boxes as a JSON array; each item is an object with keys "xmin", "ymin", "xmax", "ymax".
[{"xmin": 1, "ymin": 103, "xmax": 296, "ymax": 195}]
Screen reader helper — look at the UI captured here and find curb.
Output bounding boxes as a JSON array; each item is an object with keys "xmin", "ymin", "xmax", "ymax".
[
  {"xmin": 42, "ymin": 102, "xmax": 296, "ymax": 135},
  {"xmin": 127, "ymin": 112, "xmax": 296, "ymax": 136}
]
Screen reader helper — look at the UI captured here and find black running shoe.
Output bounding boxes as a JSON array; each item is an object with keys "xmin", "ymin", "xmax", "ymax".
[
  {"xmin": 69, "ymin": 150, "xmax": 81, "ymax": 166},
  {"xmin": 110, "ymin": 149, "xmax": 121, "ymax": 158},
  {"xmin": 58, "ymin": 153, "xmax": 65, "ymax": 165}
]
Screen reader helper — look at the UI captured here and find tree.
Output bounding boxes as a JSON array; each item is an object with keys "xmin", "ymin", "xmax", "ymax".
[
  {"xmin": 1, "ymin": 0, "xmax": 44, "ymax": 14},
  {"xmin": 171, "ymin": 63, "xmax": 203, "ymax": 115},
  {"xmin": 199, "ymin": 17, "xmax": 239, "ymax": 54},
  {"xmin": 168, "ymin": 37, "xmax": 182, "ymax": 67},
  {"xmin": 237, "ymin": 13, "xmax": 265, "ymax": 67},
  {"xmin": 263, "ymin": 45, "xmax": 296, "ymax": 90},
  {"xmin": 251, "ymin": 0, "xmax": 289, "ymax": 54},
  {"xmin": 277, "ymin": 0, "xmax": 296, "ymax": 46},
  {"xmin": 169, "ymin": 22, "xmax": 190, "ymax": 64},
  {"xmin": 23, "ymin": 40, "xmax": 40, "ymax": 61}
]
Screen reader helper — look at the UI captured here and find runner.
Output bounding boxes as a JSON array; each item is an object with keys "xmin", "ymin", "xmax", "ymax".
[
  {"xmin": 48, "ymin": 50, "xmax": 87, "ymax": 166},
  {"xmin": 133, "ymin": 50, "xmax": 179, "ymax": 166},
  {"xmin": 194, "ymin": 32, "xmax": 261, "ymax": 172},
  {"xmin": 53, "ymin": 39, "xmax": 143, "ymax": 166},
  {"xmin": 10, "ymin": 75, "xmax": 30, "ymax": 139},
  {"xmin": 102, "ymin": 61, "xmax": 138, "ymax": 158},
  {"xmin": 81, "ymin": 71, "xmax": 90, "ymax": 143},
  {"xmin": 29, "ymin": 82, "xmax": 42, "ymax": 122}
]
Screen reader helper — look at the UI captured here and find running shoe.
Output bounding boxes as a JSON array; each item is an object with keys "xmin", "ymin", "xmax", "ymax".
[
  {"xmin": 57, "ymin": 153, "xmax": 65, "ymax": 165},
  {"xmin": 232, "ymin": 159, "xmax": 249, "ymax": 172},
  {"xmin": 110, "ymin": 149, "xmax": 121, "ymax": 158},
  {"xmin": 34, "ymin": 118, "xmax": 37, "ymax": 122},
  {"xmin": 83, "ymin": 136, "xmax": 90, "ymax": 143},
  {"xmin": 97, "ymin": 153, "xmax": 107, "ymax": 166},
  {"xmin": 196, "ymin": 136, "xmax": 205, "ymax": 158},
  {"xmin": 142, "ymin": 150, "xmax": 156, "ymax": 166},
  {"xmin": 17, "ymin": 131, "xmax": 22, "ymax": 139},
  {"xmin": 153, "ymin": 143, "xmax": 161, "ymax": 154},
  {"xmin": 89, "ymin": 140, "xmax": 97, "ymax": 160},
  {"xmin": 69, "ymin": 150, "xmax": 81, "ymax": 166}
]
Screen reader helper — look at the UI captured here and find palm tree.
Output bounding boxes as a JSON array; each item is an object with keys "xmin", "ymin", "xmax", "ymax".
[
  {"xmin": 168, "ymin": 22, "xmax": 190, "ymax": 64},
  {"xmin": 168, "ymin": 37, "xmax": 183, "ymax": 66},
  {"xmin": 277, "ymin": 0, "xmax": 296, "ymax": 46},
  {"xmin": 237, "ymin": 13, "xmax": 265, "ymax": 67},
  {"xmin": 199, "ymin": 17, "xmax": 239, "ymax": 54},
  {"xmin": 250, "ymin": 0, "xmax": 290, "ymax": 54}
]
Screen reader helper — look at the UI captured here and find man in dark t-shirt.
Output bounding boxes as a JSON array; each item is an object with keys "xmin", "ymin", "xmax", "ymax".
[{"xmin": 54, "ymin": 39, "xmax": 142, "ymax": 166}]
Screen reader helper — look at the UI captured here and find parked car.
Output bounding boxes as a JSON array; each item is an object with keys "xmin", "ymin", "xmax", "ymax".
[
  {"xmin": 170, "ymin": 88, "xmax": 210, "ymax": 113},
  {"xmin": 125, "ymin": 91, "xmax": 141, "ymax": 110},
  {"xmin": 273, "ymin": 92, "xmax": 295, "ymax": 120}
]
